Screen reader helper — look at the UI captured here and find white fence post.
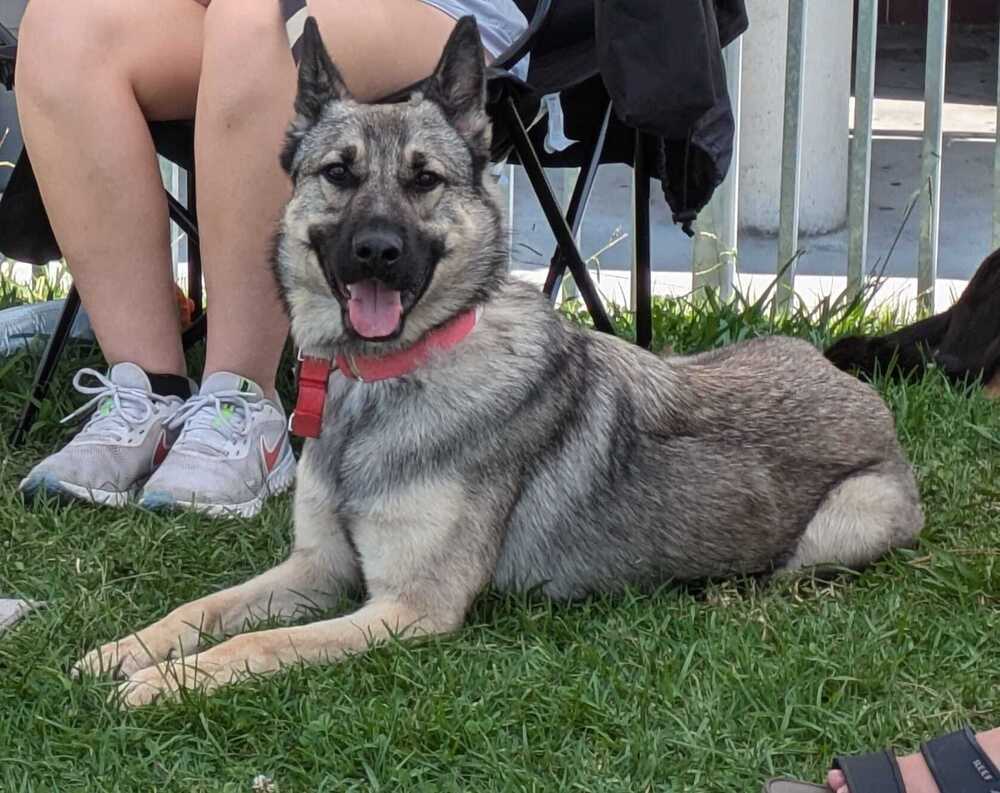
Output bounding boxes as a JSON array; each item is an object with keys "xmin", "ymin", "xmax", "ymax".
[
  {"xmin": 847, "ymin": 0, "xmax": 878, "ymax": 299},
  {"xmin": 693, "ymin": 37, "xmax": 742, "ymax": 300},
  {"xmin": 776, "ymin": 0, "xmax": 807, "ymax": 311},
  {"xmin": 993, "ymin": 15, "xmax": 1000, "ymax": 252},
  {"xmin": 917, "ymin": 0, "xmax": 949, "ymax": 315},
  {"xmin": 561, "ymin": 168, "xmax": 581, "ymax": 301}
]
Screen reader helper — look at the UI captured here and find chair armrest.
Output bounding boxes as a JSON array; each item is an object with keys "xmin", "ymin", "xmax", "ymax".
[
  {"xmin": 492, "ymin": 0, "xmax": 551, "ymax": 72},
  {"xmin": 0, "ymin": 23, "xmax": 17, "ymax": 91}
]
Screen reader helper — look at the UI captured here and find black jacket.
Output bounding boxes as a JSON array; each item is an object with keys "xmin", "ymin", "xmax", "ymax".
[{"xmin": 517, "ymin": 0, "xmax": 747, "ymax": 235}]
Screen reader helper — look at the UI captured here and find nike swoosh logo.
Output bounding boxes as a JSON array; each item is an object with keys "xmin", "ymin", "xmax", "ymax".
[
  {"xmin": 152, "ymin": 430, "xmax": 172, "ymax": 467},
  {"xmin": 261, "ymin": 434, "xmax": 285, "ymax": 474}
]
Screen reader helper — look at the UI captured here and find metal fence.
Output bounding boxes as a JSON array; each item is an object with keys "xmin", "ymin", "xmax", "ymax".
[
  {"xmin": 711, "ymin": 0, "xmax": 996, "ymax": 313},
  {"xmin": 526, "ymin": 0, "xmax": 1000, "ymax": 315}
]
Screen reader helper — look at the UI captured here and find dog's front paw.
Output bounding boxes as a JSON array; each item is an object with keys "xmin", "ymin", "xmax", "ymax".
[
  {"xmin": 114, "ymin": 658, "xmax": 223, "ymax": 708},
  {"xmin": 114, "ymin": 665, "xmax": 179, "ymax": 708},
  {"xmin": 73, "ymin": 635, "xmax": 162, "ymax": 680}
]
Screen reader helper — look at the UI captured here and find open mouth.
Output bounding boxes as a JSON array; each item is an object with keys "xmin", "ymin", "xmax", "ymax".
[{"xmin": 344, "ymin": 278, "xmax": 404, "ymax": 340}]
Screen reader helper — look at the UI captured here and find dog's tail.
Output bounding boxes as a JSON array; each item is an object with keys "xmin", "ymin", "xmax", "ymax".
[{"xmin": 824, "ymin": 310, "xmax": 952, "ymax": 380}]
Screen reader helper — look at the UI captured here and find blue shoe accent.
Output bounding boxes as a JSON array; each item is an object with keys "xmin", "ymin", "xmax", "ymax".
[
  {"xmin": 19, "ymin": 472, "xmax": 72, "ymax": 504},
  {"xmin": 138, "ymin": 491, "xmax": 178, "ymax": 512}
]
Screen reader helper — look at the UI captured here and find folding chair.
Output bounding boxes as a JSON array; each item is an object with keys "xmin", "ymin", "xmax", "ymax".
[{"xmin": 1, "ymin": 0, "xmax": 730, "ymax": 446}]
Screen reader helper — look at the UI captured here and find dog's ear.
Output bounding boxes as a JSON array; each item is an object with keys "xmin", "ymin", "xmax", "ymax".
[
  {"xmin": 282, "ymin": 17, "xmax": 352, "ymax": 174},
  {"xmin": 424, "ymin": 16, "xmax": 489, "ymax": 147},
  {"xmin": 295, "ymin": 17, "xmax": 351, "ymax": 121}
]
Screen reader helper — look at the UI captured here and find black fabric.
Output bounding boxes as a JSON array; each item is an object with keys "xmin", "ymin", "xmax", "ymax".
[
  {"xmin": 0, "ymin": 121, "xmax": 193, "ymax": 265},
  {"xmin": 0, "ymin": 148, "xmax": 59, "ymax": 264},
  {"xmin": 509, "ymin": 0, "xmax": 747, "ymax": 228},
  {"xmin": 145, "ymin": 371, "xmax": 193, "ymax": 400},
  {"xmin": 832, "ymin": 750, "xmax": 906, "ymax": 793},
  {"xmin": 595, "ymin": 0, "xmax": 745, "ymax": 224},
  {"xmin": 921, "ymin": 726, "xmax": 1000, "ymax": 793}
]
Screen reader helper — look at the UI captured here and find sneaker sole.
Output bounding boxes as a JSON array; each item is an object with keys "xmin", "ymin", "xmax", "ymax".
[
  {"xmin": 139, "ymin": 451, "xmax": 296, "ymax": 519},
  {"xmin": 19, "ymin": 474, "xmax": 132, "ymax": 508}
]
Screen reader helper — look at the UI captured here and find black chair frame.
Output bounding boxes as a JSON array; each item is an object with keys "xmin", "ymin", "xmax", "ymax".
[{"xmin": 3, "ymin": 0, "xmax": 654, "ymax": 447}]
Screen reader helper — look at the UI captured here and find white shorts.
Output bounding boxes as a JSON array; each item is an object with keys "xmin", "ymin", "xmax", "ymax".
[{"xmin": 417, "ymin": 0, "xmax": 530, "ymax": 80}]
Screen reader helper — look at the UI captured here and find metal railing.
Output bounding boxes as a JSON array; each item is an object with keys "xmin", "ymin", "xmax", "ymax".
[
  {"xmin": 697, "ymin": 0, "xmax": 996, "ymax": 313},
  {"xmin": 537, "ymin": 1, "xmax": 1000, "ymax": 316}
]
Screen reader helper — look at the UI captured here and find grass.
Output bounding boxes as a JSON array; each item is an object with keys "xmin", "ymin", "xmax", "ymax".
[{"xmin": 0, "ymin": 278, "xmax": 999, "ymax": 792}]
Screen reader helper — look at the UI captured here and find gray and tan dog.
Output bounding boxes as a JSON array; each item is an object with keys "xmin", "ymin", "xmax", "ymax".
[{"xmin": 75, "ymin": 18, "xmax": 923, "ymax": 706}]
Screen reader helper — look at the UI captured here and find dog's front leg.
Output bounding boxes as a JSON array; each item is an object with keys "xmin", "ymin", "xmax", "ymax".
[
  {"xmin": 115, "ymin": 478, "xmax": 503, "ymax": 707},
  {"xmin": 115, "ymin": 595, "xmax": 464, "ymax": 707},
  {"xmin": 75, "ymin": 460, "xmax": 361, "ymax": 679},
  {"xmin": 74, "ymin": 546, "xmax": 359, "ymax": 680}
]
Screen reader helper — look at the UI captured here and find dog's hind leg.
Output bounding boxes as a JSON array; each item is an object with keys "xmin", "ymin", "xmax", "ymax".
[
  {"xmin": 783, "ymin": 462, "xmax": 924, "ymax": 572},
  {"xmin": 74, "ymin": 459, "xmax": 361, "ymax": 680}
]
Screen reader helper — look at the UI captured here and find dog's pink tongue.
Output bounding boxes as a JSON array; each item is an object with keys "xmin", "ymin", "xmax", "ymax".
[{"xmin": 348, "ymin": 279, "xmax": 403, "ymax": 338}]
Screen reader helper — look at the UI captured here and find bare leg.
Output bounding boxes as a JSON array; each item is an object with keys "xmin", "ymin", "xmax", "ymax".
[
  {"xmin": 16, "ymin": 0, "xmax": 205, "ymax": 376},
  {"xmin": 193, "ymin": 0, "xmax": 459, "ymax": 396}
]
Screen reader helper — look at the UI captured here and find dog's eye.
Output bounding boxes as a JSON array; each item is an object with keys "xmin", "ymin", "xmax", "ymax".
[
  {"xmin": 413, "ymin": 171, "xmax": 442, "ymax": 191},
  {"xmin": 323, "ymin": 163, "xmax": 351, "ymax": 185}
]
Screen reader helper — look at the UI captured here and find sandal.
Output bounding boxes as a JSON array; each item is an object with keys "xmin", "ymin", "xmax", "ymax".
[{"xmin": 763, "ymin": 726, "xmax": 1000, "ymax": 792}]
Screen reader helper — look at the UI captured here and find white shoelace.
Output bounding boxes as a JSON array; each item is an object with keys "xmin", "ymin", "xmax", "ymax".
[
  {"xmin": 168, "ymin": 390, "xmax": 262, "ymax": 455},
  {"xmin": 62, "ymin": 368, "xmax": 175, "ymax": 444}
]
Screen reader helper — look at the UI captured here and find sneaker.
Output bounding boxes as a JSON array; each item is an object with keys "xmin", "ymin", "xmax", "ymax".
[
  {"xmin": 19, "ymin": 363, "xmax": 188, "ymax": 507},
  {"xmin": 138, "ymin": 372, "xmax": 296, "ymax": 517}
]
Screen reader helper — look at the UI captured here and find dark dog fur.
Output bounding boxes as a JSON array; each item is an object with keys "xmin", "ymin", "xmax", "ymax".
[{"xmin": 826, "ymin": 248, "xmax": 1000, "ymax": 396}]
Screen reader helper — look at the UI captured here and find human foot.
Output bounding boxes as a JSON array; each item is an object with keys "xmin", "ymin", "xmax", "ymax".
[
  {"xmin": 19, "ymin": 363, "xmax": 192, "ymax": 506},
  {"xmin": 766, "ymin": 726, "xmax": 1000, "ymax": 793},
  {"xmin": 137, "ymin": 372, "xmax": 295, "ymax": 517},
  {"xmin": 825, "ymin": 726, "xmax": 1000, "ymax": 792}
]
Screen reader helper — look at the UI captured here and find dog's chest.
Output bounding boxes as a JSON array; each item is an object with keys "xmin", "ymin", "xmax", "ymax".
[{"xmin": 315, "ymin": 375, "xmax": 441, "ymax": 501}]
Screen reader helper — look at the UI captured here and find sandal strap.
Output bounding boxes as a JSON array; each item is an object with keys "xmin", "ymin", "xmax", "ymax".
[
  {"xmin": 920, "ymin": 726, "xmax": 1000, "ymax": 793},
  {"xmin": 832, "ymin": 750, "xmax": 906, "ymax": 793}
]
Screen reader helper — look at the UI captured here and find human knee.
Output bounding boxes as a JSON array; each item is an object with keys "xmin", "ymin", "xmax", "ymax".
[
  {"xmin": 201, "ymin": 0, "xmax": 291, "ymax": 121},
  {"xmin": 17, "ymin": 0, "xmax": 124, "ymax": 103}
]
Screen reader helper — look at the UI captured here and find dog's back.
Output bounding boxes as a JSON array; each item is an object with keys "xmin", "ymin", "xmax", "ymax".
[{"xmin": 486, "ymin": 290, "xmax": 922, "ymax": 598}]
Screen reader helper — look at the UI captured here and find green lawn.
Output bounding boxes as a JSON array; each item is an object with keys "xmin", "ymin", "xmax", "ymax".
[{"xmin": 1, "ymin": 287, "xmax": 998, "ymax": 792}]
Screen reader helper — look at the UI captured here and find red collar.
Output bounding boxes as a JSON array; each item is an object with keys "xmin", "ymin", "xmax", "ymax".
[{"xmin": 289, "ymin": 307, "xmax": 481, "ymax": 438}]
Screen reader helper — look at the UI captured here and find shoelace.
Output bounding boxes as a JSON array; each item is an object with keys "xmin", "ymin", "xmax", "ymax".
[
  {"xmin": 62, "ymin": 368, "xmax": 175, "ymax": 444},
  {"xmin": 168, "ymin": 390, "xmax": 261, "ymax": 452}
]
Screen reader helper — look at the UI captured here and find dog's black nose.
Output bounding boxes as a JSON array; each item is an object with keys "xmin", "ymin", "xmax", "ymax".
[{"xmin": 352, "ymin": 227, "xmax": 403, "ymax": 268}]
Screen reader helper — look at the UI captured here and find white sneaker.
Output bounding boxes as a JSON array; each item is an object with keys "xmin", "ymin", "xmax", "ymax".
[
  {"xmin": 19, "ymin": 363, "xmax": 188, "ymax": 507},
  {"xmin": 138, "ymin": 372, "xmax": 296, "ymax": 518}
]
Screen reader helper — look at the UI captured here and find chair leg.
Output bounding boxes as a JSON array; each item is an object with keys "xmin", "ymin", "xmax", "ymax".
[
  {"xmin": 633, "ymin": 131, "xmax": 652, "ymax": 349},
  {"xmin": 166, "ymin": 175, "xmax": 204, "ymax": 342},
  {"xmin": 543, "ymin": 100, "xmax": 613, "ymax": 302},
  {"xmin": 501, "ymin": 97, "xmax": 615, "ymax": 335},
  {"xmin": 181, "ymin": 312, "xmax": 207, "ymax": 350},
  {"xmin": 184, "ymin": 169, "xmax": 203, "ymax": 318},
  {"xmin": 9, "ymin": 286, "xmax": 82, "ymax": 447}
]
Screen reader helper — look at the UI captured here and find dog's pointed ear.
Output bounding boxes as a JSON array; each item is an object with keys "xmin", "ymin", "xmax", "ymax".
[
  {"xmin": 424, "ymin": 16, "xmax": 489, "ymax": 144},
  {"xmin": 282, "ymin": 17, "xmax": 352, "ymax": 174},
  {"xmin": 295, "ymin": 17, "xmax": 351, "ymax": 121}
]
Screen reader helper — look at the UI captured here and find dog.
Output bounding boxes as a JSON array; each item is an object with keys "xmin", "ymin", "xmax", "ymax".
[
  {"xmin": 74, "ymin": 17, "xmax": 924, "ymax": 707},
  {"xmin": 826, "ymin": 247, "xmax": 1000, "ymax": 398}
]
